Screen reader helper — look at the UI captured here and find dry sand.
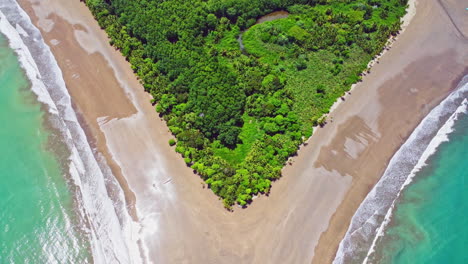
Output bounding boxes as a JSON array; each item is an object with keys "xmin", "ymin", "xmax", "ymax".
[{"xmin": 18, "ymin": 0, "xmax": 468, "ymax": 263}]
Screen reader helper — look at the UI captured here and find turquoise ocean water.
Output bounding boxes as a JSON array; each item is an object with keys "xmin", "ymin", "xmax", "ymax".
[
  {"xmin": 0, "ymin": 35, "xmax": 91, "ymax": 262},
  {"xmin": 372, "ymin": 104, "xmax": 468, "ymax": 263}
]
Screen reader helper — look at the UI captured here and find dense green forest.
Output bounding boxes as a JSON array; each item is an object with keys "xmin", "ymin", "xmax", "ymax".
[{"xmin": 84, "ymin": 0, "xmax": 408, "ymax": 208}]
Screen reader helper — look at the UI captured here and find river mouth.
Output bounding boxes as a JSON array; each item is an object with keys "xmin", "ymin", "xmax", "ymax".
[{"xmin": 238, "ymin": 10, "xmax": 289, "ymax": 52}]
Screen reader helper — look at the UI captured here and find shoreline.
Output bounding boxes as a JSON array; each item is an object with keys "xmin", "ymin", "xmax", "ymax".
[
  {"xmin": 312, "ymin": 0, "xmax": 468, "ymax": 262},
  {"xmin": 16, "ymin": 0, "xmax": 468, "ymax": 263},
  {"xmin": 16, "ymin": 0, "xmax": 139, "ymax": 219},
  {"xmin": 337, "ymin": 76, "xmax": 468, "ymax": 264},
  {"xmin": 0, "ymin": 1, "xmax": 138, "ymax": 262},
  {"xmin": 0, "ymin": 32, "xmax": 95, "ymax": 263},
  {"xmin": 15, "ymin": 0, "xmax": 145, "ymax": 261},
  {"xmin": 366, "ymin": 93, "xmax": 468, "ymax": 263}
]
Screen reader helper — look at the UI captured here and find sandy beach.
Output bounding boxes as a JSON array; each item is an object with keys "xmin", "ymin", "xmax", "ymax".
[{"xmin": 17, "ymin": 0, "xmax": 467, "ymax": 263}]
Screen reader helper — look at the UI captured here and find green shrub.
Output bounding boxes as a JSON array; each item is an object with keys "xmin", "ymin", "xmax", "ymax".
[{"xmin": 168, "ymin": 139, "xmax": 176, "ymax": 146}]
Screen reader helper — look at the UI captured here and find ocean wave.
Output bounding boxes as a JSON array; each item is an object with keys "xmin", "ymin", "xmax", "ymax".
[
  {"xmin": 0, "ymin": 1, "xmax": 141, "ymax": 263},
  {"xmin": 333, "ymin": 76, "xmax": 468, "ymax": 264}
]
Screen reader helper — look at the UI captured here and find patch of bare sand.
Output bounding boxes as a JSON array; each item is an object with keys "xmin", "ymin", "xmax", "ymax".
[{"xmin": 18, "ymin": 0, "xmax": 468, "ymax": 263}]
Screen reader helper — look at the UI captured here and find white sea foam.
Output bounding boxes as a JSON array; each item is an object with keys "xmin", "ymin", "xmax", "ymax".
[
  {"xmin": 0, "ymin": 11, "xmax": 57, "ymax": 115},
  {"xmin": 0, "ymin": 1, "xmax": 142, "ymax": 263},
  {"xmin": 15, "ymin": 23, "xmax": 27, "ymax": 37},
  {"xmin": 333, "ymin": 77, "xmax": 468, "ymax": 264}
]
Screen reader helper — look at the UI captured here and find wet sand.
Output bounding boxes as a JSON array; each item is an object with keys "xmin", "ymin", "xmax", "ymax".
[{"xmin": 18, "ymin": 0, "xmax": 468, "ymax": 263}]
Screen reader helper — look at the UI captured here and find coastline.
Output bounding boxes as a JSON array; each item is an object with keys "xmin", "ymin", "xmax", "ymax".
[
  {"xmin": 14, "ymin": 0, "xmax": 139, "ymax": 219},
  {"xmin": 16, "ymin": 0, "xmax": 468, "ymax": 263},
  {"xmin": 366, "ymin": 87, "xmax": 467, "ymax": 263},
  {"xmin": 0, "ymin": 1, "xmax": 138, "ymax": 262},
  {"xmin": 0, "ymin": 31, "xmax": 93, "ymax": 263},
  {"xmin": 313, "ymin": 0, "xmax": 468, "ymax": 262},
  {"xmin": 366, "ymin": 95, "xmax": 468, "ymax": 263},
  {"xmin": 336, "ymin": 77, "xmax": 468, "ymax": 264}
]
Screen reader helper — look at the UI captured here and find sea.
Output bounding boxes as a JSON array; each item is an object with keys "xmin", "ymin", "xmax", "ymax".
[
  {"xmin": 334, "ymin": 76, "xmax": 468, "ymax": 264},
  {"xmin": 0, "ymin": 1, "xmax": 140, "ymax": 263}
]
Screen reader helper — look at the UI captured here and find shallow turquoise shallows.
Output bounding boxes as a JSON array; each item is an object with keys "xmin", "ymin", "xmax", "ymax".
[
  {"xmin": 374, "ymin": 109, "xmax": 468, "ymax": 263},
  {"xmin": 0, "ymin": 35, "xmax": 90, "ymax": 262}
]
